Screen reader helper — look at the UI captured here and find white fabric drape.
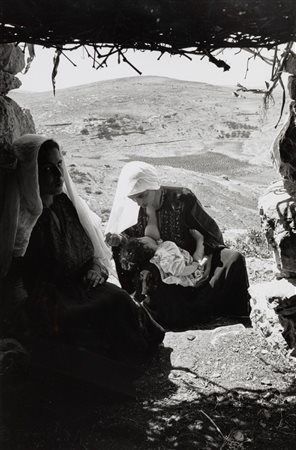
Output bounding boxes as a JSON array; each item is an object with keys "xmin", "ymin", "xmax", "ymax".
[
  {"xmin": 62, "ymin": 159, "xmax": 112, "ymax": 270},
  {"xmin": 105, "ymin": 161, "xmax": 160, "ymax": 235}
]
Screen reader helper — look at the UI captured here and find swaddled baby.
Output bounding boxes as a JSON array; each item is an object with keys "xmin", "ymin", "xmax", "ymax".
[{"xmin": 120, "ymin": 232, "xmax": 207, "ymax": 290}]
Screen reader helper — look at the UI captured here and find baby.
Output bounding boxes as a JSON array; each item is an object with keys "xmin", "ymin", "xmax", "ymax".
[{"xmin": 120, "ymin": 230, "xmax": 207, "ymax": 290}]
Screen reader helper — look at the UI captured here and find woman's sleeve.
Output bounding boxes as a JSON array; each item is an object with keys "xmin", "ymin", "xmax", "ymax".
[
  {"xmin": 121, "ymin": 223, "xmax": 140, "ymax": 239},
  {"xmin": 183, "ymin": 190, "xmax": 225, "ymax": 251}
]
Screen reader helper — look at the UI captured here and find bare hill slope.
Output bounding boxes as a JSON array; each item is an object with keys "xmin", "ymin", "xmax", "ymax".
[{"xmin": 11, "ymin": 76, "xmax": 285, "ymax": 229}]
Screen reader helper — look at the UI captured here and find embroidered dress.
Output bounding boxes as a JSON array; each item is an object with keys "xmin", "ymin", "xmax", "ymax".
[{"xmin": 122, "ymin": 186, "xmax": 224, "ymax": 253}]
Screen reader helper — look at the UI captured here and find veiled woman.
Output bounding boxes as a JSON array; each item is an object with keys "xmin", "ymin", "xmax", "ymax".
[
  {"xmin": 106, "ymin": 161, "xmax": 251, "ymax": 330},
  {"xmin": 0, "ymin": 136, "xmax": 164, "ymax": 362}
]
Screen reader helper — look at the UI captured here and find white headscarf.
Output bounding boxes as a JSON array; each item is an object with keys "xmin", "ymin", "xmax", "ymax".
[
  {"xmin": 105, "ymin": 161, "xmax": 160, "ymax": 235},
  {"xmin": 0, "ymin": 134, "xmax": 112, "ymax": 277}
]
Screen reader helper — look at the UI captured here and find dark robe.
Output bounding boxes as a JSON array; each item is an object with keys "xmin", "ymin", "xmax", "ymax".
[
  {"xmin": 22, "ymin": 193, "xmax": 164, "ymax": 361},
  {"xmin": 113, "ymin": 186, "xmax": 250, "ymax": 330}
]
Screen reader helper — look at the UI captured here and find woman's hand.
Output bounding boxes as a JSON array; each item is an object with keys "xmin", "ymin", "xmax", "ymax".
[
  {"xmin": 193, "ymin": 251, "xmax": 205, "ymax": 264},
  {"xmin": 191, "ymin": 229, "xmax": 205, "ymax": 263},
  {"xmin": 84, "ymin": 261, "xmax": 108, "ymax": 288},
  {"xmin": 202, "ymin": 254, "xmax": 212, "ymax": 278},
  {"xmin": 194, "ymin": 254, "xmax": 212, "ymax": 287},
  {"xmin": 84, "ymin": 269, "xmax": 105, "ymax": 288},
  {"xmin": 105, "ymin": 232, "xmax": 122, "ymax": 247}
]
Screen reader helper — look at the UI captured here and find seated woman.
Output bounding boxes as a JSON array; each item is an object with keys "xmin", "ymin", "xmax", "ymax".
[
  {"xmin": 105, "ymin": 161, "xmax": 251, "ymax": 330},
  {"xmin": 0, "ymin": 136, "xmax": 164, "ymax": 362}
]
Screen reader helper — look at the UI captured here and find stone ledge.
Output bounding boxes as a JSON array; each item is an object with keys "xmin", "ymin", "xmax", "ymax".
[{"xmin": 249, "ymin": 279, "xmax": 296, "ymax": 358}]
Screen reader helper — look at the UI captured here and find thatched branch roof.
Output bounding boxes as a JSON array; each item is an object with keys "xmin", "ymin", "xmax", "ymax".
[{"xmin": 0, "ymin": 0, "xmax": 296, "ymax": 55}]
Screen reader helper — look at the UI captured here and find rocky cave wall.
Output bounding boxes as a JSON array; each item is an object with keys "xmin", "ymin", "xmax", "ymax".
[
  {"xmin": 0, "ymin": 44, "xmax": 35, "ymax": 148},
  {"xmin": 252, "ymin": 57, "xmax": 296, "ymax": 358},
  {"xmin": 0, "ymin": 45, "xmax": 35, "ymax": 403},
  {"xmin": 0, "ymin": 43, "xmax": 36, "ymax": 335}
]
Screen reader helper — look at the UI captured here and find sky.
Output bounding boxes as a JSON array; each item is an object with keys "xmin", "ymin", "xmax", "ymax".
[{"xmin": 17, "ymin": 45, "xmax": 287, "ymax": 93}]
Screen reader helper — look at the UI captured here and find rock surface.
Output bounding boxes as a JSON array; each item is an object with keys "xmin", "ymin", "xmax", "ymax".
[
  {"xmin": 284, "ymin": 54, "xmax": 296, "ymax": 76},
  {"xmin": 259, "ymin": 179, "xmax": 296, "ymax": 276},
  {"xmin": 288, "ymin": 75, "xmax": 296, "ymax": 100},
  {"xmin": 249, "ymin": 279, "xmax": 296, "ymax": 356},
  {"xmin": 0, "ymin": 70, "xmax": 21, "ymax": 95},
  {"xmin": 0, "ymin": 44, "xmax": 25, "ymax": 75},
  {"xmin": 0, "ymin": 96, "xmax": 35, "ymax": 146},
  {"xmin": 0, "ymin": 43, "xmax": 35, "ymax": 148},
  {"xmin": 271, "ymin": 101, "xmax": 296, "ymax": 182}
]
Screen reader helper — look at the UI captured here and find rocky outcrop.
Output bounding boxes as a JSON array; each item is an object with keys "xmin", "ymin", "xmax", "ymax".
[
  {"xmin": 0, "ymin": 44, "xmax": 35, "ymax": 146},
  {"xmin": 0, "ymin": 71, "xmax": 22, "ymax": 96},
  {"xmin": 0, "ymin": 44, "xmax": 25, "ymax": 76},
  {"xmin": 0, "ymin": 44, "xmax": 24, "ymax": 97},
  {"xmin": 0, "ymin": 44, "xmax": 35, "ymax": 432},
  {"xmin": 259, "ymin": 179, "xmax": 296, "ymax": 278},
  {"xmin": 0, "ymin": 96, "xmax": 35, "ymax": 146},
  {"xmin": 0, "ymin": 42, "xmax": 35, "ymax": 339},
  {"xmin": 258, "ymin": 63, "xmax": 296, "ymax": 278},
  {"xmin": 284, "ymin": 52, "xmax": 296, "ymax": 75},
  {"xmin": 269, "ymin": 55, "xmax": 296, "ymax": 184},
  {"xmin": 253, "ymin": 60, "xmax": 296, "ymax": 358},
  {"xmin": 0, "ymin": 42, "xmax": 35, "ymax": 143},
  {"xmin": 288, "ymin": 75, "xmax": 296, "ymax": 101},
  {"xmin": 250, "ymin": 279, "xmax": 296, "ymax": 357},
  {"xmin": 270, "ymin": 101, "xmax": 296, "ymax": 183}
]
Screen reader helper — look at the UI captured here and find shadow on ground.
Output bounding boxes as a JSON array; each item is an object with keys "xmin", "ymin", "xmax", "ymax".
[{"xmin": 2, "ymin": 340, "xmax": 296, "ymax": 450}]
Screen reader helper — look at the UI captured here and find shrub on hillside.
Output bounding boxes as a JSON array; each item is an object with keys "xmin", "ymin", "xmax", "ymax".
[{"xmin": 225, "ymin": 228, "xmax": 272, "ymax": 259}]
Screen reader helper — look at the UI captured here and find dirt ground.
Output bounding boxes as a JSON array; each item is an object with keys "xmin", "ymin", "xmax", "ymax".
[
  {"xmin": 5, "ymin": 78, "xmax": 296, "ymax": 449},
  {"xmin": 4, "ymin": 322, "xmax": 296, "ymax": 450}
]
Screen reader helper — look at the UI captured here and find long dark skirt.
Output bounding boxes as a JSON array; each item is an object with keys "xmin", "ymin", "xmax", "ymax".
[
  {"xmin": 26, "ymin": 280, "xmax": 164, "ymax": 362},
  {"xmin": 143, "ymin": 248, "xmax": 250, "ymax": 330}
]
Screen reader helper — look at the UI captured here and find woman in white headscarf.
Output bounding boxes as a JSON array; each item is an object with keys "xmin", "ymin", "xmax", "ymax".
[
  {"xmin": 0, "ymin": 137, "xmax": 164, "ymax": 361},
  {"xmin": 106, "ymin": 161, "xmax": 250, "ymax": 330}
]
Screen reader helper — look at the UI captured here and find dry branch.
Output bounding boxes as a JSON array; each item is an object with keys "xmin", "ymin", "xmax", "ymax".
[
  {"xmin": 0, "ymin": 1, "xmax": 295, "ymax": 56},
  {"xmin": 0, "ymin": 0, "xmax": 295, "ymax": 99}
]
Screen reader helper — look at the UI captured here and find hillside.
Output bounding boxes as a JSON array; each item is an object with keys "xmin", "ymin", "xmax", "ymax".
[{"xmin": 11, "ymin": 76, "xmax": 285, "ymax": 230}]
